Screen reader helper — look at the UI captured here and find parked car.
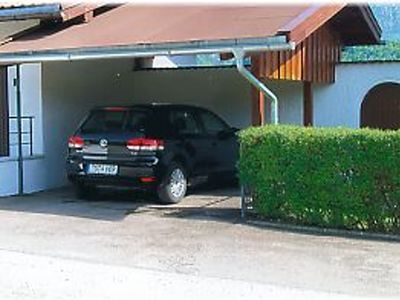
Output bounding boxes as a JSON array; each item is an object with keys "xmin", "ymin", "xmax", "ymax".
[{"xmin": 66, "ymin": 104, "xmax": 239, "ymax": 204}]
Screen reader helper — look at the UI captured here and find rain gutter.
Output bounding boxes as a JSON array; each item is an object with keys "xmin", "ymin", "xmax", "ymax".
[{"xmin": 0, "ymin": 35, "xmax": 294, "ymax": 64}]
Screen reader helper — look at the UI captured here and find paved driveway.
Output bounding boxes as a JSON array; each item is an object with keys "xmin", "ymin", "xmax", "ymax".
[
  {"xmin": 0, "ymin": 184, "xmax": 241, "ymax": 221},
  {"xmin": 0, "ymin": 186, "xmax": 399, "ymax": 299}
]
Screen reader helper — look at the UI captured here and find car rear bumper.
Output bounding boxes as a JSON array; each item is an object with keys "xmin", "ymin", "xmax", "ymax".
[{"xmin": 66, "ymin": 157, "xmax": 160, "ymax": 189}]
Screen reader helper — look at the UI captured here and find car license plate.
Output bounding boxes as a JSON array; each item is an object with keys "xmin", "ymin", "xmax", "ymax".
[{"xmin": 87, "ymin": 164, "xmax": 118, "ymax": 175}]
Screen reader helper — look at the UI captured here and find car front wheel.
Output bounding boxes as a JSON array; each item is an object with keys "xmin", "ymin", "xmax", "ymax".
[{"xmin": 157, "ymin": 163, "xmax": 187, "ymax": 204}]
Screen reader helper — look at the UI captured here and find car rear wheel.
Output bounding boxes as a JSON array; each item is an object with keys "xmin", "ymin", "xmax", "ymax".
[{"xmin": 157, "ymin": 163, "xmax": 187, "ymax": 204}]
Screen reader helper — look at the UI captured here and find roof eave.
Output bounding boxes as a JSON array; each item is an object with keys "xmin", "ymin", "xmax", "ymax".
[
  {"xmin": 277, "ymin": 4, "xmax": 382, "ymax": 46},
  {"xmin": 359, "ymin": 5, "xmax": 382, "ymax": 44},
  {"xmin": 277, "ymin": 4, "xmax": 346, "ymax": 45}
]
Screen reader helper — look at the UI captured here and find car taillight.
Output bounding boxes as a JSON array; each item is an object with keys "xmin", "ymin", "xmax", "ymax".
[
  {"xmin": 127, "ymin": 138, "xmax": 164, "ymax": 151},
  {"xmin": 140, "ymin": 177, "xmax": 157, "ymax": 183},
  {"xmin": 68, "ymin": 136, "xmax": 84, "ymax": 149}
]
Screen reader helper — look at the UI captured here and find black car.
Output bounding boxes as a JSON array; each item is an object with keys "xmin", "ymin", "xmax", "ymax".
[{"xmin": 66, "ymin": 104, "xmax": 239, "ymax": 203}]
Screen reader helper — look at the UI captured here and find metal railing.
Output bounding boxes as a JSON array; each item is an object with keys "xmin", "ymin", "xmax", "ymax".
[{"xmin": 9, "ymin": 116, "xmax": 34, "ymax": 156}]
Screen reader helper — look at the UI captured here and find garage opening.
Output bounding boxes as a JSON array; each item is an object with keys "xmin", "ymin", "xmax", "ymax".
[
  {"xmin": 2, "ymin": 59, "xmax": 245, "ymax": 218},
  {"xmin": 360, "ymin": 82, "xmax": 400, "ymax": 130}
]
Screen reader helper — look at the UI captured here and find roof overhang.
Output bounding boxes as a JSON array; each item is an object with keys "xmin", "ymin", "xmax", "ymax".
[
  {"xmin": 278, "ymin": 4, "xmax": 381, "ymax": 46},
  {"xmin": 277, "ymin": 4, "xmax": 346, "ymax": 44},
  {"xmin": 330, "ymin": 5, "xmax": 382, "ymax": 46},
  {"xmin": 0, "ymin": 4, "xmax": 381, "ymax": 65}
]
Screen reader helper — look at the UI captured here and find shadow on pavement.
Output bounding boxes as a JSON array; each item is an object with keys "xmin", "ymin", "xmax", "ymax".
[{"xmin": 0, "ymin": 182, "xmax": 241, "ymax": 223}]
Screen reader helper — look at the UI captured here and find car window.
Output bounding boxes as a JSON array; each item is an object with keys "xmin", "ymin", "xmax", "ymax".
[
  {"xmin": 126, "ymin": 110, "xmax": 151, "ymax": 133},
  {"xmin": 81, "ymin": 110, "xmax": 128, "ymax": 133},
  {"xmin": 170, "ymin": 110, "xmax": 201, "ymax": 135},
  {"xmin": 199, "ymin": 110, "xmax": 228, "ymax": 134},
  {"xmin": 80, "ymin": 109, "xmax": 151, "ymax": 133}
]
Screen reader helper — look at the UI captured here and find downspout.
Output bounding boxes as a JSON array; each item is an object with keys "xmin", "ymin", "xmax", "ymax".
[{"xmin": 233, "ymin": 49, "xmax": 280, "ymax": 125}]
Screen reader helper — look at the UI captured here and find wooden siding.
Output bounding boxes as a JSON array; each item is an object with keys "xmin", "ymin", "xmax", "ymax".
[
  {"xmin": 250, "ymin": 54, "xmax": 266, "ymax": 125},
  {"xmin": 259, "ymin": 23, "xmax": 341, "ymax": 83}
]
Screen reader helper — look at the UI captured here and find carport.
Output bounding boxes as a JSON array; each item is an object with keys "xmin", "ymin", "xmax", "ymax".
[{"xmin": 0, "ymin": 4, "xmax": 380, "ymax": 196}]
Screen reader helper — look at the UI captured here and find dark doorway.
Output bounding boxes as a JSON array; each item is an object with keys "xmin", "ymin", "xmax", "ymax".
[
  {"xmin": 0, "ymin": 66, "xmax": 8, "ymax": 157},
  {"xmin": 361, "ymin": 82, "xmax": 400, "ymax": 130}
]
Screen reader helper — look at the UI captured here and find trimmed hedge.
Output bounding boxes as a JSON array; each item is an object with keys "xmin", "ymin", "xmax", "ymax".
[{"xmin": 238, "ymin": 125, "xmax": 400, "ymax": 233}]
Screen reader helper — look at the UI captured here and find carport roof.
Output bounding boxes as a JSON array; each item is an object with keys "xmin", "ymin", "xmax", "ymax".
[{"xmin": 0, "ymin": 4, "xmax": 381, "ymax": 57}]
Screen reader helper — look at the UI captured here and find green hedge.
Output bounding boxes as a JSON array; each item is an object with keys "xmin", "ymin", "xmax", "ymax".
[{"xmin": 238, "ymin": 125, "xmax": 400, "ymax": 233}]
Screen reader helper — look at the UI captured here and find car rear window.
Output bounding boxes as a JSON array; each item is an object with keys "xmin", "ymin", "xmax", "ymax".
[{"xmin": 80, "ymin": 109, "xmax": 151, "ymax": 133}]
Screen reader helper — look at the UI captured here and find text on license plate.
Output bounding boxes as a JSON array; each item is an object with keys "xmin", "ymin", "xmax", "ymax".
[{"xmin": 87, "ymin": 164, "xmax": 118, "ymax": 175}]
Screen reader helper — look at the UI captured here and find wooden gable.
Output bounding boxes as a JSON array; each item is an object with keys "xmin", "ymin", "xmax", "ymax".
[{"xmin": 254, "ymin": 22, "xmax": 341, "ymax": 84}]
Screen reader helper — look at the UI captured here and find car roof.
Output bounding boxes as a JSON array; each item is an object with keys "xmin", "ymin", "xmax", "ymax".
[{"xmin": 94, "ymin": 103, "xmax": 208, "ymax": 111}]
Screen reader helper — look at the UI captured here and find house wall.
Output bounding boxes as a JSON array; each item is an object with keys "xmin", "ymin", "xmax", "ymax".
[
  {"xmin": 9, "ymin": 58, "xmax": 398, "ymax": 196},
  {"xmin": 9, "ymin": 59, "xmax": 300, "ymax": 194},
  {"xmin": 8, "ymin": 64, "xmax": 44, "ymax": 157},
  {"xmin": 313, "ymin": 62, "xmax": 400, "ymax": 128},
  {"xmin": 0, "ymin": 64, "xmax": 43, "ymax": 196},
  {"xmin": 3, "ymin": 59, "xmax": 400, "ymax": 197}
]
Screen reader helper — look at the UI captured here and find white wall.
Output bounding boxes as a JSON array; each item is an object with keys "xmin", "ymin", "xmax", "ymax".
[
  {"xmin": 0, "ymin": 20, "xmax": 43, "ymax": 196},
  {"xmin": 314, "ymin": 62, "xmax": 400, "ymax": 128},
  {"xmin": 7, "ymin": 64, "xmax": 44, "ymax": 157},
  {"xmin": 0, "ymin": 58, "xmax": 304, "ymax": 196},
  {"xmin": 0, "ymin": 160, "xmax": 17, "ymax": 196},
  {"xmin": 115, "ymin": 66, "xmax": 252, "ymax": 128},
  {"xmin": 0, "ymin": 63, "xmax": 43, "ymax": 196},
  {"xmin": 33, "ymin": 59, "xmax": 303, "ymax": 193},
  {"xmin": 264, "ymin": 79, "xmax": 303, "ymax": 125},
  {"xmin": 3, "ymin": 59, "xmax": 396, "ymax": 196},
  {"xmin": 110, "ymin": 67, "xmax": 303, "ymax": 127}
]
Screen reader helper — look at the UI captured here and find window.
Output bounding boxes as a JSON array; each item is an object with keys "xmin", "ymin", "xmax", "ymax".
[
  {"xmin": 170, "ymin": 110, "xmax": 201, "ymax": 135},
  {"xmin": 126, "ymin": 110, "xmax": 151, "ymax": 133},
  {"xmin": 199, "ymin": 110, "xmax": 228, "ymax": 135},
  {"xmin": 0, "ymin": 67, "xmax": 8, "ymax": 157},
  {"xmin": 81, "ymin": 110, "xmax": 128, "ymax": 133},
  {"xmin": 80, "ymin": 109, "xmax": 153, "ymax": 134}
]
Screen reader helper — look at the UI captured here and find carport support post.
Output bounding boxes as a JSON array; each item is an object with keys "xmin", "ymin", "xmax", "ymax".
[{"xmin": 16, "ymin": 64, "xmax": 24, "ymax": 195}]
